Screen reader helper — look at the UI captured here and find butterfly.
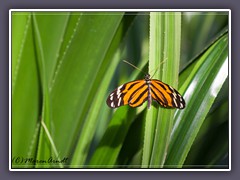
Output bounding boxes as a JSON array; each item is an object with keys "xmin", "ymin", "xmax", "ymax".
[{"xmin": 106, "ymin": 73, "xmax": 185, "ymax": 109}]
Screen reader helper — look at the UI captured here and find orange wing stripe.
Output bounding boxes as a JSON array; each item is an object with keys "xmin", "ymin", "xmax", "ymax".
[
  {"xmin": 129, "ymin": 90, "xmax": 148, "ymax": 107},
  {"xmin": 123, "ymin": 80, "xmax": 146, "ymax": 104},
  {"xmin": 130, "ymin": 85, "xmax": 148, "ymax": 104},
  {"xmin": 150, "ymin": 91, "xmax": 165, "ymax": 106},
  {"xmin": 150, "ymin": 85, "xmax": 167, "ymax": 104},
  {"xmin": 151, "ymin": 80, "xmax": 173, "ymax": 107}
]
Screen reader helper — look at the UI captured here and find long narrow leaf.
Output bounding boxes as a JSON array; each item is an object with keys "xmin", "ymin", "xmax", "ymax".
[
  {"xmin": 48, "ymin": 12, "xmax": 124, "ymax": 166},
  {"xmin": 12, "ymin": 13, "xmax": 40, "ymax": 168},
  {"xmin": 165, "ymin": 33, "xmax": 228, "ymax": 168},
  {"xmin": 32, "ymin": 14, "xmax": 63, "ymax": 168},
  {"xmin": 88, "ymin": 107, "xmax": 136, "ymax": 168},
  {"xmin": 150, "ymin": 12, "xmax": 181, "ymax": 168},
  {"xmin": 142, "ymin": 12, "xmax": 182, "ymax": 168}
]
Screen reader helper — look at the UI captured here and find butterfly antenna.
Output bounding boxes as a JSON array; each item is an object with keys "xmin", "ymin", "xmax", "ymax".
[
  {"xmin": 123, "ymin": 60, "xmax": 146, "ymax": 75},
  {"xmin": 150, "ymin": 68, "xmax": 159, "ymax": 79},
  {"xmin": 149, "ymin": 58, "xmax": 167, "ymax": 78}
]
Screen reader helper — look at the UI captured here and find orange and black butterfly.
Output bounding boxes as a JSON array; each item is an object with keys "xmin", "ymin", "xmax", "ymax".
[{"xmin": 106, "ymin": 62, "xmax": 185, "ymax": 109}]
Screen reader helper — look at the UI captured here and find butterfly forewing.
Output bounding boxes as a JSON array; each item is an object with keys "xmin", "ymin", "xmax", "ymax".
[
  {"xmin": 122, "ymin": 80, "xmax": 146, "ymax": 106},
  {"xmin": 106, "ymin": 75, "xmax": 185, "ymax": 109},
  {"xmin": 128, "ymin": 84, "xmax": 148, "ymax": 107},
  {"xmin": 106, "ymin": 80, "xmax": 145, "ymax": 108}
]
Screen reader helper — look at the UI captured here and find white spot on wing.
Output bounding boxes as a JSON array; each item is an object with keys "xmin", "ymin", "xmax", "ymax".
[
  {"xmin": 172, "ymin": 92, "xmax": 177, "ymax": 98},
  {"xmin": 117, "ymin": 89, "xmax": 121, "ymax": 95},
  {"xmin": 110, "ymin": 96, "xmax": 113, "ymax": 101},
  {"xmin": 111, "ymin": 102, "xmax": 115, "ymax": 108},
  {"xmin": 118, "ymin": 85, "xmax": 123, "ymax": 89},
  {"xmin": 118, "ymin": 97, "xmax": 122, "ymax": 107},
  {"xmin": 173, "ymin": 98, "xmax": 177, "ymax": 107},
  {"xmin": 116, "ymin": 85, "xmax": 123, "ymax": 95},
  {"xmin": 117, "ymin": 93, "xmax": 121, "ymax": 98},
  {"xmin": 180, "ymin": 103, "xmax": 183, "ymax": 108}
]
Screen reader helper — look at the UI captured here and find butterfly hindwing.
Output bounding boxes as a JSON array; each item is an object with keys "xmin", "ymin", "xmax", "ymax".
[{"xmin": 150, "ymin": 79, "xmax": 185, "ymax": 109}]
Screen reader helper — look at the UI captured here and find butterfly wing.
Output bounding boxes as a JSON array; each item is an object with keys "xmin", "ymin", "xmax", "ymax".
[
  {"xmin": 106, "ymin": 80, "xmax": 148, "ymax": 108},
  {"xmin": 106, "ymin": 79, "xmax": 185, "ymax": 109},
  {"xmin": 150, "ymin": 79, "xmax": 185, "ymax": 109}
]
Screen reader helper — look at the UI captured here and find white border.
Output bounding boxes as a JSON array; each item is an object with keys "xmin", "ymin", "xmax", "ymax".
[{"xmin": 9, "ymin": 9, "xmax": 231, "ymax": 171}]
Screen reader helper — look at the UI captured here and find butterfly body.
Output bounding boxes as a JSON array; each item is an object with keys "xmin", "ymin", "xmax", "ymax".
[{"xmin": 106, "ymin": 74, "xmax": 185, "ymax": 109}]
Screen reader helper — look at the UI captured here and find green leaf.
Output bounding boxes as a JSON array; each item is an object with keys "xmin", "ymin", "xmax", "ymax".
[
  {"xmin": 34, "ymin": 12, "xmax": 69, "ymax": 84},
  {"xmin": 12, "ymin": 13, "xmax": 41, "ymax": 168},
  {"xmin": 184, "ymin": 100, "xmax": 228, "ymax": 168},
  {"xmin": 48, "ymin": 12, "xmax": 124, "ymax": 166},
  {"xmin": 12, "ymin": 12, "xmax": 72, "ymax": 168},
  {"xmin": 32, "ymin": 13, "xmax": 63, "ymax": 168},
  {"xmin": 165, "ymin": 32, "xmax": 228, "ymax": 168},
  {"xmin": 12, "ymin": 12, "xmax": 31, "ymax": 82},
  {"xmin": 88, "ymin": 107, "xmax": 136, "ymax": 168},
  {"xmin": 142, "ymin": 12, "xmax": 182, "ymax": 168}
]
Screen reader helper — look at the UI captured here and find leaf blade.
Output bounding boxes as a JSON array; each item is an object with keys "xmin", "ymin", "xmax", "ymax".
[{"xmin": 165, "ymin": 33, "xmax": 228, "ymax": 167}]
